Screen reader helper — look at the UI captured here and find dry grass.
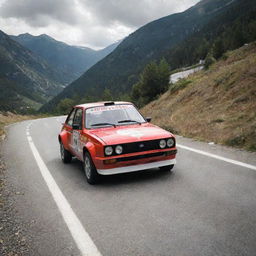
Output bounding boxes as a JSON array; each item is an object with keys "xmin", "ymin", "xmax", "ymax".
[
  {"xmin": 0, "ymin": 112, "xmax": 48, "ymax": 139},
  {"xmin": 141, "ymin": 42, "xmax": 256, "ymax": 151}
]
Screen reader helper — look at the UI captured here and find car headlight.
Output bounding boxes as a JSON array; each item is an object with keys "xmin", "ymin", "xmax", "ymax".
[
  {"xmin": 105, "ymin": 146, "xmax": 113, "ymax": 156},
  {"xmin": 115, "ymin": 145, "xmax": 123, "ymax": 154},
  {"xmin": 167, "ymin": 138, "xmax": 175, "ymax": 148},
  {"xmin": 159, "ymin": 139, "xmax": 166, "ymax": 149}
]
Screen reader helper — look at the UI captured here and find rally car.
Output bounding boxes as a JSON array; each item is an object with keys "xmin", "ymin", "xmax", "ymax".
[{"xmin": 58, "ymin": 101, "xmax": 177, "ymax": 184}]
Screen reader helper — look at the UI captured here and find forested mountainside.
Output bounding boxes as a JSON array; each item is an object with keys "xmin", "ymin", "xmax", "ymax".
[
  {"xmin": 41, "ymin": 0, "xmax": 256, "ymax": 113},
  {"xmin": 0, "ymin": 30, "xmax": 63, "ymax": 112},
  {"xmin": 11, "ymin": 33, "xmax": 120, "ymax": 85}
]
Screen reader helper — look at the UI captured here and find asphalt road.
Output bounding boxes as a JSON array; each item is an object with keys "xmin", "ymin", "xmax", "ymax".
[
  {"xmin": 2, "ymin": 116, "xmax": 256, "ymax": 256},
  {"xmin": 170, "ymin": 66, "xmax": 203, "ymax": 83}
]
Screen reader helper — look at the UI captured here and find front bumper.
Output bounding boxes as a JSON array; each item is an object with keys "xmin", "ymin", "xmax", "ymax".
[{"xmin": 97, "ymin": 159, "xmax": 176, "ymax": 175}]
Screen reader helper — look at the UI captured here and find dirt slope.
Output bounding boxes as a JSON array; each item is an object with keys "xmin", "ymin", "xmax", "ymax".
[{"xmin": 141, "ymin": 42, "xmax": 256, "ymax": 151}]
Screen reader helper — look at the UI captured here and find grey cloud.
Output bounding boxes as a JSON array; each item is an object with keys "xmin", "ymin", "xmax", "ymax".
[
  {"xmin": 0, "ymin": 0, "xmax": 200, "ymax": 48},
  {"xmin": 81, "ymin": 0, "xmax": 199, "ymax": 27},
  {"xmin": 0, "ymin": 0, "xmax": 79, "ymax": 27}
]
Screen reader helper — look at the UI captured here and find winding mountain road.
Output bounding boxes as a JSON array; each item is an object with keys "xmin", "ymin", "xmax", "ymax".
[{"xmin": 2, "ymin": 116, "xmax": 256, "ymax": 256}]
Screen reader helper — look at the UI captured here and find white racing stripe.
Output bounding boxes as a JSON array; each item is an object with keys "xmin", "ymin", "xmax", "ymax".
[
  {"xmin": 177, "ymin": 144, "xmax": 256, "ymax": 171},
  {"xmin": 26, "ymin": 122, "xmax": 102, "ymax": 256}
]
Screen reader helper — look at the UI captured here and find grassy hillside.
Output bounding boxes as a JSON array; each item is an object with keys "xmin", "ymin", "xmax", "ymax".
[{"xmin": 141, "ymin": 43, "xmax": 256, "ymax": 151}]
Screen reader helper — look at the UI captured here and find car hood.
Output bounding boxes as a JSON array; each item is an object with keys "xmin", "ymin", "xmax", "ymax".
[{"xmin": 88, "ymin": 123, "xmax": 172, "ymax": 145}]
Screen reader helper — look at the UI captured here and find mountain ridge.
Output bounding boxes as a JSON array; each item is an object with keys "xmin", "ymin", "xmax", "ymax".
[
  {"xmin": 0, "ymin": 30, "xmax": 64, "ymax": 112},
  {"xmin": 11, "ymin": 33, "xmax": 120, "ymax": 85},
  {"xmin": 41, "ymin": 0, "xmax": 250, "ymax": 112}
]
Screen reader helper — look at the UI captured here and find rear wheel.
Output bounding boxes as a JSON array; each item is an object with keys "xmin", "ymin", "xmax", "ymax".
[
  {"xmin": 83, "ymin": 152, "xmax": 99, "ymax": 185},
  {"xmin": 160, "ymin": 164, "xmax": 174, "ymax": 172},
  {"xmin": 60, "ymin": 142, "xmax": 72, "ymax": 163}
]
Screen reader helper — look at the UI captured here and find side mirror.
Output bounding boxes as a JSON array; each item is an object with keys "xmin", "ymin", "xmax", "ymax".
[
  {"xmin": 146, "ymin": 117, "xmax": 151, "ymax": 122},
  {"xmin": 72, "ymin": 124, "xmax": 81, "ymax": 130}
]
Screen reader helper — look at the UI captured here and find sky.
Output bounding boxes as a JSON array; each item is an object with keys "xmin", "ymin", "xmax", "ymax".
[{"xmin": 0, "ymin": 0, "xmax": 200, "ymax": 49}]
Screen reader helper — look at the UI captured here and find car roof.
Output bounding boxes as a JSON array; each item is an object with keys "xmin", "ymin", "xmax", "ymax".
[{"xmin": 75, "ymin": 101, "xmax": 133, "ymax": 109}]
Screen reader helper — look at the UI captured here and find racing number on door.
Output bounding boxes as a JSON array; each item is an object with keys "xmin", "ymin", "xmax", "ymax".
[
  {"xmin": 72, "ymin": 108, "xmax": 83, "ymax": 154},
  {"xmin": 73, "ymin": 130, "xmax": 80, "ymax": 151}
]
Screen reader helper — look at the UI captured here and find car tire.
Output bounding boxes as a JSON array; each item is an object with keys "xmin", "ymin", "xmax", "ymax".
[
  {"xmin": 60, "ymin": 142, "xmax": 72, "ymax": 163},
  {"xmin": 160, "ymin": 164, "xmax": 174, "ymax": 172},
  {"xmin": 83, "ymin": 152, "xmax": 99, "ymax": 185}
]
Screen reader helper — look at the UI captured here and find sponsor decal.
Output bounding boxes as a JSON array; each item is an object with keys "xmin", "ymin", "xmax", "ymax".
[
  {"xmin": 117, "ymin": 129, "xmax": 144, "ymax": 138},
  {"xmin": 80, "ymin": 135, "xmax": 88, "ymax": 143},
  {"xmin": 87, "ymin": 105, "xmax": 132, "ymax": 113}
]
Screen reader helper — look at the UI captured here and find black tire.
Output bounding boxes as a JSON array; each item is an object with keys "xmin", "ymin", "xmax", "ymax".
[
  {"xmin": 160, "ymin": 164, "xmax": 174, "ymax": 172},
  {"xmin": 60, "ymin": 142, "xmax": 72, "ymax": 163},
  {"xmin": 83, "ymin": 152, "xmax": 99, "ymax": 185}
]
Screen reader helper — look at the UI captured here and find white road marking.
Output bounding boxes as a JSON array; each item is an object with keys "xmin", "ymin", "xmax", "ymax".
[
  {"xmin": 26, "ymin": 123, "xmax": 102, "ymax": 256},
  {"xmin": 177, "ymin": 144, "xmax": 256, "ymax": 170}
]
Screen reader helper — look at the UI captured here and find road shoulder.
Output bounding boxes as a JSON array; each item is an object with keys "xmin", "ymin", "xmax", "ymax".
[{"xmin": 0, "ymin": 149, "xmax": 31, "ymax": 255}]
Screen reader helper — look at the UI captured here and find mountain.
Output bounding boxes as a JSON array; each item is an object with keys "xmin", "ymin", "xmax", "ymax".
[
  {"xmin": 0, "ymin": 30, "xmax": 64, "ymax": 113},
  {"xmin": 11, "ymin": 33, "xmax": 120, "ymax": 85},
  {"xmin": 41, "ymin": 0, "xmax": 256, "ymax": 113},
  {"xmin": 164, "ymin": 0, "xmax": 256, "ymax": 69},
  {"xmin": 141, "ymin": 42, "xmax": 256, "ymax": 151}
]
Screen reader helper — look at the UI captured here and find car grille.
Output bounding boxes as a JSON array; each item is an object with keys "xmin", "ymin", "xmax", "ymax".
[{"xmin": 122, "ymin": 139, "xmax": 161, "ymax": 154}]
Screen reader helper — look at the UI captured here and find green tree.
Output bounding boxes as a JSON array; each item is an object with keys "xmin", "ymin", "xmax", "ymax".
[
  {"xmin": 204, "ymin": 51, "xmax": 216, "ymax": 69},
  {"xmin": 102, "ymin": 88, "xmax": 113, "ymax": 101},
  {"xmin": 131, "ymin": 58, "xmax": 170, "ymax": 106},
  {"xmin": 213, "ymin": 38, "xmax": 225, "ymax": 59},
  {"xmin": 56, "ymin": 98, "xmax": 75, "ymax": 114},
  {"xmin": 157, "ymin": 58, "xmax": 171, "ymax": 94}
]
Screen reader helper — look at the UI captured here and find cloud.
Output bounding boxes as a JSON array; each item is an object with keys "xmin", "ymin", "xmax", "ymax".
[
  {"xmin": 0, "ymin": 0, "xmax": 200, "ymax": 48},
  {"xmin": 0, "ymin": 0, "xmax": 80, "ymax": 26},
  {"xmin": 82, "ymin": 0, "xmax": 199, "ymax": 27}
]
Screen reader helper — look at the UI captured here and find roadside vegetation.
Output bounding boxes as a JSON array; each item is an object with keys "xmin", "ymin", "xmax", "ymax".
[
  {"xmin": 141, "ymin": 43, "xmax": 256, "ymax": 151},
  {"xmin": 0, "ymin": 112, "xmax": 49, "ymax": 139},
  {"xmin": 131, "ymin": 59, "xmax": 170, "ymax": 107}
]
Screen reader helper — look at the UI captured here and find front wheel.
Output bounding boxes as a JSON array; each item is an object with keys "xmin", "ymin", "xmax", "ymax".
[
  {"xmin": 60, "ymin": 142, "xmax": 72, "ymax": 163},
  {"xmin": 83, "ymin": 152, "xmax": 99, "ymax": 185},
  {"xmin": 160, "ymin": 164, "xmax": 174, "ymax": 172}
]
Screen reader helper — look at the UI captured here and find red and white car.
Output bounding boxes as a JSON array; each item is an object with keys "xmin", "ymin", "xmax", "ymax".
[{"xmin": 59, "ymin": 102, "xmax": 177, "ymax": 184}]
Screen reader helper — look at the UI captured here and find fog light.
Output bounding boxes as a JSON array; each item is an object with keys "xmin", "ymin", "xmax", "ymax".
[{"xmin": 104, "ymin": 159, "xmax": 117, "ymax": 164}]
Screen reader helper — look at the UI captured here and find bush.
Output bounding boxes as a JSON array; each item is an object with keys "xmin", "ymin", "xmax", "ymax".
[
  {"xmin": 204, "ymin": 52, "xmax": 216, "ymax": 69},
  {"xmin": 169, "ymin": 79, "xmax": 192, "ymax": 93}
]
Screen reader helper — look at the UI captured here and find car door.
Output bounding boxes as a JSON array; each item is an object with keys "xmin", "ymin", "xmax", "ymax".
[{"xmin": 71, "ymin": 108, "xmax": 83, "ymax": 160}]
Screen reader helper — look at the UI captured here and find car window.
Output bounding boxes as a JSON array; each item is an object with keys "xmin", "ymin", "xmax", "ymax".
[
  {"xmin": 66, "ymin": 108, "xmax": 76, "ymax": 126},
  {"xmin": 73, "ymin": 108, "xmax": 83, "ymax": 128}
]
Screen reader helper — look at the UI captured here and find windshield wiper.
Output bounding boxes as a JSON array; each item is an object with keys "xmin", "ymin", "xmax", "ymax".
[
  {"xmin": 91, "ymin": 122, "xmax": 116, "ymax": 127},
  {"xmin": 118, "ymin": 119, "xmax": 141, "ymax": 125}
]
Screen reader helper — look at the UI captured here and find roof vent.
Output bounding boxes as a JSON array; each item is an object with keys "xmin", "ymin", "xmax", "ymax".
[{"xmin": 104, "ymin": 101, "xmax": 115, "ymax": 106}]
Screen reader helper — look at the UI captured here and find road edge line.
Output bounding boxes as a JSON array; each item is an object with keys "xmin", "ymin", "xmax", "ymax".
[
  {"xmin": 26, "ymin": 123, "xmax": 102, "ymax": 256},
  {"xmin": 177, "ymin": 144, "xmax": 256, "ymax": 170}
]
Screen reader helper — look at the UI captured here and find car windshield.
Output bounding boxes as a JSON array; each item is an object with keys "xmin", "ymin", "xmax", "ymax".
[{"xmin": 85, "ymin": 104, "xmax": 146, "ymax": 128}]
